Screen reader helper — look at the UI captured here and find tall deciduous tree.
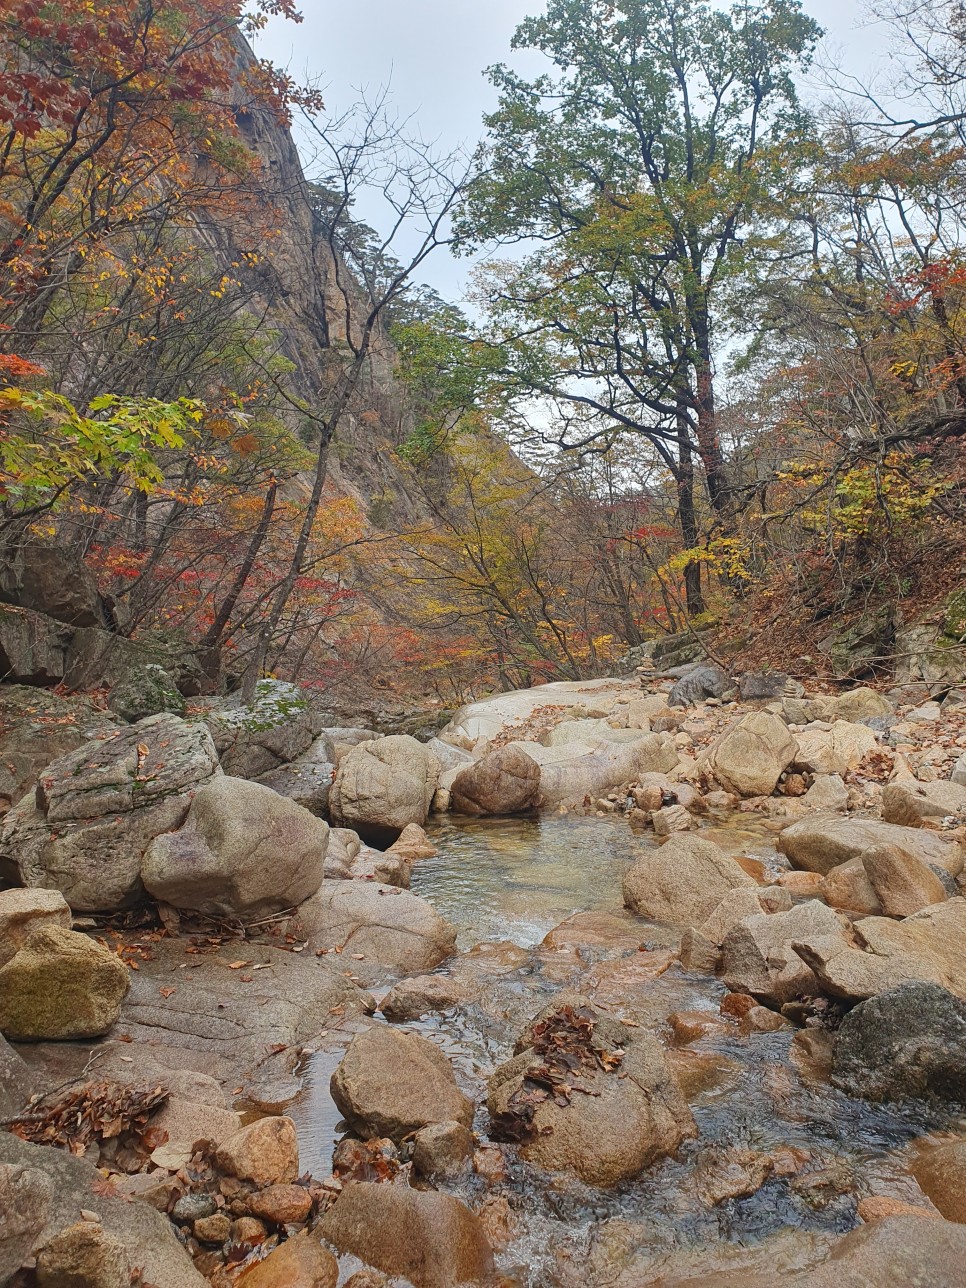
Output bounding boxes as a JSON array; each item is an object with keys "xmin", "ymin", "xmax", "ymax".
[{"xmin": 459, "ymin": 0, "xmax": 821, "ymax": 612}]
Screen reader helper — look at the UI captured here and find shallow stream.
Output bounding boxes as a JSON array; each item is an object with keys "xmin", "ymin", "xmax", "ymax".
[{"xmin": 291, "ymin": 813, "xmax": 962, "ymax": 1286}]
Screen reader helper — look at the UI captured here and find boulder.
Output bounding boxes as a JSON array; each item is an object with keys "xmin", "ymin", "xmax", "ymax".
[
  {"xmin": 412, "ymin": 1121, "xmax": 475, "ymax": 1180},
  {"xmin": 330, "ymin": 1026, "xmax": 473, "ymax": 1142},
  {"xmin": 35, "ymin": 1221, "xmax": 131, "ymax": 1288},
  {"xmin": 255, "ymin": 759, "xmax": 334, "ymax": 815},
  {"xmin": 108, "ymin": 662, "xmax": 186, "ymax": 723},
  {"xmin": 911, "ymin": 1139, "xmax": 966, "ymax": 1223},
  {"xmin": 206, "ymin": 681, "xmax": 322, "ymax": 779},
  {"xmin": 707, "ymin": 712, "xmax": 798, "ymax": 797},
  {"xmin": 0, "ymin": 1162, "xmax": 51, "ymax": 1283},
  {"xmin": 0, "ymin": 1133, "xmax": 205, "ymax": 1287},
  {"xmin": 792, "ymin": 934, "xmax": 943, "ymax": 1002},
  {"xmin": 680, "ymin": 887, "xmax": 792, "ymax": 974},
  {"xmin": 380, "ymin": 973, "xmax": 473, "ymax": 1023},
  {"xmin": 0, "ymin": 686, "xmax": 117, "ymax": 814},
  {"xmin": 214, "ymin": 1116, "xmax": 299, "ymax": 1185},
  {"xmin": 821, "ymin": 858, "xmax": 883, "ymax": 915},
  {"xmin": 0, "ymin": 888, "xmax": 71, "ymax": 968},
  {"xmin": 792, "ymin": 721, "xmax": 878, "ymax": 776},
  {"xmin": 847, "ymin": 899, "xmax": 966, "ymax": 998},
  {"xmin": 881, "ymin": 778, "xmax": 966, "ymax": 828},
  {"xmin": 861, "ymin": 844, "xmax": 948, "ymax": 917},
  {"xmin": 952, "ymin": 752, "xmax": 966, "ymax": 787},
  {"xmin": 668, "ymin": 665, "xmax": 730, "ymax": 707},
  {"xmin": 545, "ymin": 718, "xmax": 647, "ymax": 746},
  {"xmin": 287, "ymin": 882, "xmax": 456, "ymax": 984},
  {"xmin": 777, "ymin": 815, "xmax": 961, "ymax": 878},
  {"xmin": 331, "ymin": 735, "xmax": 441, "ymax": 843},
  {"xmin": 437, "ymin": 678, "xmax": 628, "ymax": 751},
  {"xmin": 720, "ymin": 901, "xmax": 848, "ymax": 1005},
  {"xmin": 423, "ymin": 736, "xmax": 474, "ymax": 774},
  {"xmin": 0, "ymin": 540, "xmax": 105, "ymax": 627},
  {"xmin": 523, "ymin": 734, "xmax": 678, "ymax": 806},
  {"xmin": 831, "ymin": 982, "xmax": 966, "ymax": 1102},
  {"xmin": 487, "ymin": 996, "xmax": 695, "ymax": 1187},
  {"xmin": 0, "ymin": 602, "xmax": 74, "ymax": 685},
  {"xmin": 803, "ymin": 774, "xmax": 849, "ymax": 812},
  {"xmin": 0, "ymin": 926, "xmax": 129, "ymax": 1040},
  {"xmin": 823, "ymin": 688, "xmax": 894, "ymax": 723},
  {"xmin": 450, "ymin": 745, "xmax": 540, "ymax": 816},
  {"xmin": 141, "ymin": 776, "xmax": 327, "ymax": 920},
  {"xmin": 0, "ymin": 1034, "xmax": 31, "ymax": 1120},
  {"xmin": 737, "ymin": 672, "xmax": 803, "ymax": 702},
  {"xmin": 622, "ymin": 833, "xmax": 757, "ymax": 929},
  {"xmin": 318, "ymin": 1183, "xmax": 494, "ymax": 1288},
  {"xmin": 236, "ymin": 1232, "xmax": 337, "ymax": 1288},
  {"xmin": 0, "ymin": 714, "xmax": 221, "ymax": 911}
]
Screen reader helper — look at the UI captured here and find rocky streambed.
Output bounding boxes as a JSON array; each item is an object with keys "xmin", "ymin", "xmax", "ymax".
[{"xmin": 1, "ymin": 671, "xmax": 966, "ymax": 1286}]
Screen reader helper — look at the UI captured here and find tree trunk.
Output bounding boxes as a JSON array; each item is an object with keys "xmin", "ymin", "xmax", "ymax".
[{"xmin": 203, "ymin": 478, "xmax": 277, "ymax": 649}]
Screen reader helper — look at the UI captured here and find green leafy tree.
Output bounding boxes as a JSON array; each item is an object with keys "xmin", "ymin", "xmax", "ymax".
[{"xmin": 459, "ymin": 0, "xmax": 821, "ymax": 611}]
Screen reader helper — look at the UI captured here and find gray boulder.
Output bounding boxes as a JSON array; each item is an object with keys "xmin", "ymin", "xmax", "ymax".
[
  {"xmin": 0, "ymin": 714, "xmax": 220, "ymax": 911},
  {"xmin": 0, "ymin": 1162, "xmax": 52, "ymax": 1285},
  {"xmin": 254, "ymin": 758, "xmax": 334, "ymax": 815},
  {"xmin": 777, "ymin": 815, "xmax": 962, "ymax": 878},
  {"xmin": 831, "ymin": 982, "xmax": 966, "ymax": 1102},
  {"xmin": 206, "ymin": 680, "xmax": 322, "ymax": 779},
  {"xmin": 0, "ymin": 686, "xmax": 116, "ymax": 813},
  {"xmin": 669, "ymin": 665, "xmax": 730, "ymax": 708},
  {"xmin": 706, "ymin": 711, "xmax": 798, "ymax": 797},
  {"xmin": 107, "ymin": 662, "xmax": 186, "ymax": 722},
  {"xmin": 331, "ymin": 734, "xmax": 441, "ymax": 842},
  {"xmin": 141, "ymin": 776, "xmax": 327, "ymax": 920}
]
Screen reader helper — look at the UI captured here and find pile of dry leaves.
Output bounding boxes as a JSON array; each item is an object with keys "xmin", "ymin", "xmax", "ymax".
[{"xmin": 6, "ymin": 1079, "xmax": 169, "ymax": 1158}]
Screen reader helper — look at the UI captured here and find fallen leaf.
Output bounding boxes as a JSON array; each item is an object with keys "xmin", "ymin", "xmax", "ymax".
[
  {"xmin": 159, "ymin": 987, "xmax": 176, "ymax": 999},
  {"xmin": 228, "ymin": 961, "xmax": 251, "ymax": 970}
]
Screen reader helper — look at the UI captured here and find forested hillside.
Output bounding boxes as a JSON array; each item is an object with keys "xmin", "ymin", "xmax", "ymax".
[{"xmin": 1, "ymin": 0, "xmax": 964, "ymax": 710}]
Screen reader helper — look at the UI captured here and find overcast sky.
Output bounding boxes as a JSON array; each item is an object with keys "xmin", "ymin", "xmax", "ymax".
[{"xmin": 255, "ymin": 0, "xmax": 894, "ymax": 303}]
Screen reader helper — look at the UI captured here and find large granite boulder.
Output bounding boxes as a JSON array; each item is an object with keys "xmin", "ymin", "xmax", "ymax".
[
  {"xmin": 881, "ymin": 778, "xmax": 966, "ymax": 828},
  {"xmin": 331, "ymin": 735, "xmax": 441, "ymax": 842},
  {"xmin": 450, "ymin": 744, "xmax": 540, "ymax": 816},
  {"xmin": 0, "ymin": 1134, "xmax": 205, "ymax": 1287},
  {"xmin": 668, "ymin": 665, "xmax": 730, "ymax": 707},
  {"xmin": 255, "ymin": 759, "xmax": 335, "ymax": 816},
  {"xmin": 0, "ymin": 540, "xmax": 104, "ymax": 627},
  {"xmin": 318, "ymin": 1183, "xmax": 494, "ymax": 1288},
  {"xmin": 0, "ymin": 888, "xmax": 71, "ymax": 969},
  {"xmin": 0, "ymin": 1035, "xmax": 32, "ymax": 1120},
  {"xmin": 0, "ymin": 714, "xmax": 220, "ymax": 911},
  {"xmin": 861, "ymin": 844, "xmax": 949, "ymax": 917},
  {"xmin": 792, "ymin": 720, "xmax": 877, "ymax": 776},
  {"xmin": 720, "ymin": 900, "xmax": 848, "ymax": 1005},
  {"xmin": 0, "ymin": 926, "xmax": 129, "ymax": 1040},
  {"xmin": 141, "ymin": 776, "xmax": 327, "ymax": 920},
  {"xmin": 777, "ymin": 815, "xmax": 962, "ymax": 878},
  {"xmin": 831, "ymin": 982, "xmax": 966, "ymax": 1102},
  {"xmin": 706, "ymin": 712, "xmax": 798, "ymax": 797},
  {"xmin": 330, "ymin": 1026, "xmax": 473, "ymax": 1142},
  {"xmin": 437, "ymin": 678, "xmax": 630, "ymax": 751},
  {"xmin": 622, "ymin": 833, "xmax": 757, "ymax": 929},
  {"xmin": 528, "ymin": 734, "xmax": 679, "ymax": 807},
  {"xmin": 287, "ymin": 882, "xmax": 456, "ymax": 984},
  {"xmin": 0, "ymin": 685, "xmax": 116, "ymax": 814},
  {"xmin": 843, "ymin": 898, "xmax": 966, "ymax": 999},
  {"xmin": 205, "ymin": 680, "xmax": 323, "ymax": 779},
  {"xmin": 487, "ymin": 996, "xmax": 695, "ymax": 1187}
]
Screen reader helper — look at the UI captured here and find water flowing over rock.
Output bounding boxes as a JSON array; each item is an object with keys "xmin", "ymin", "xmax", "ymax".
[
  {"xmin": 777, "ymin": 814, "xmax": 962, "ymax": 878},
  {"xmin": 141, "ymin": 776, "xmax": 327, "ymax": 920},
  {"xmin": 622, "ymin": 833, "xmax": 757, "ymax": 928},
  {"xmin": 0, "ymin": 713, "xmax": 220, "ymax": 911},
  {"xmin": 487, "ymin": 996, "xmax": 695, "ymax": 1187},
  {"xmin": 330, "ymin": 1025, "xmax": 473, "ymax": 1141},
  {"xmin": 831, "ymin": 982, "xmax": 966, "ymax": 1102},
  {"xmin": 706, "ymin": 711, "xmax": 798, "ymax": 797},
  {"xmin": 331, "ymin": 734, "xmax": 441, "ymax": 842},
  {"xmin": 450, "ymin": 744, "xmax": 541, "ymax": 816},
  {"xmin": 0, "ymin": 926, "xmax": 129, "ymax": 1040},
  {"xmin": 318, "ymin": 1183, "xmax": 494, "ymax": 1288}
]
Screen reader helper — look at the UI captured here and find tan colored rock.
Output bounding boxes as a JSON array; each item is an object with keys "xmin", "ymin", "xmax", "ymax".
[
  {"xmin": 857, "ymin": 1195, "xmax": 939, "ymax": 1223},
  {"xmin": 487, "ymin": 997, "xmax": 695, "ymax": 1187},
  {"xmin": 246, "ymin": 1184, "xmax": 313, "ymax": 1225},
  {"xmin": 778, "ymin": 815, "xmax": 961, "ymax": 877},
  {"xmin": 330, "ymin": 1026, "xmax": 473, "ymax": 1142},
  {"xmin": 0, "ymin": 926, "xmax": 129, "ymax": 1040},
  {"xmin": 821, "ymin": 857, "xmax": 883, "ymax": 915},
  {"xmin": 331, "ymin": 735, "xmax": 441, "ymax": 841},
  {"xmin": 652, "ymin": 803, "xmax": 693, "ymax": 835},
  {"xmin": 318, "ymin": 1182, "xmax": 494, "ymax": 1288},
  {"xmin": 861, "ymin": 844, "xmax": 948, "ymax": 917},
  {"xmin": 911, "ymin": 1138, "xmax": 966, "ymax": 1223},
  {"xmin": 194, "ymin": 1213, "xmax": 232, "ymax": 1243},
  {"xmin": 0, "ymin": 888, "xmax": 71, "ymax": 969},
  {"xmin": 792, "ymin": 934, "xmax": 943, "ymax": 1002},
  {"xmin": 380, "ymin": 973, "xmax": 472, "ymax": 1023},
  {"xmin": 622, "ymin": 833, "xmax": 756, "ymax": 929},
  {"xmin": 450, "ymin": 744, "xmax": 540, "ymax": 816},
  {"xmin": 793, "ymin": 721, "xmax": 877, "ymax": 776},
  {"xmin": 824, "ymin": 687, "xmax": 893, "ymax": 722},
  {"xmin": 36, "ymin": 1222, "xmax": 130, "ymax": 1288},
  {"xmin": 214, "ymin": 1117, "xmax": 298, "ymax": 1186},
  {"xmin": 776, "ymin": 870, "xmax": 825, "ymax": 896},
  {"xmin": 149, "ymin": 1097, "xmax": 242, "ymax": 1153},
  {"xmin": 803, "ymin": 774, "xmax": 849, "ymax": 812},
  {"xmin": 720, "ymin": 901, "xmax": 848, "ymax": 1004},
  {"xmin": 236, "ymin": 1231, "xmax": 337, "ymax": 1288},
  {"xmin": 882, "ymin": 778, "xmax": 966, "ymax": 828},
  {"xmin": 707, "ymin": 711, "xmax": 798, "ymax": 797},
  {"xmin": 681, "ymin": 887, "xmax": 792, "ymax": 974},
  {"xmin": 694, "ymin": 1148, "xmax": 774, "ymax": 1205},
  {"xmin": 852, "ymin": 899, "xmax": 966, "ymax": 999},
  {"xmin": 412, "ymin": 1120, "xmax": 475, "ymax": 1180}
]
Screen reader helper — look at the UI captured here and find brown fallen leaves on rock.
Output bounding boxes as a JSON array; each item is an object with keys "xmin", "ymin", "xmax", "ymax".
[{"xmin": 6, "ymin": 1079, "xmax": 169, "ymax": 1155}]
